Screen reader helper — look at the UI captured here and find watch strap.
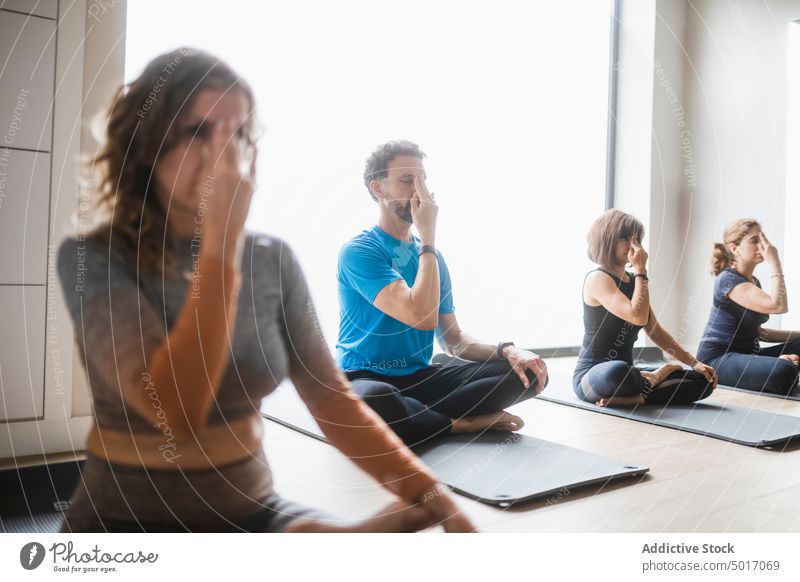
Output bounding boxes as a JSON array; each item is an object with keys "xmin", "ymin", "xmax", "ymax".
[
  {"xmin": 418, "ymin": 245, "xmax": 437, "ymax": 258},
  {"xmin": 497, "ymin": 341, "xmax": 515, "ymax": 360}
]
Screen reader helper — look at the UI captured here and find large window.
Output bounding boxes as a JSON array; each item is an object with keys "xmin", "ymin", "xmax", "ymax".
[
  {"xmin": 784, "ymin": 20, "xmax": 800, "ymax": 332},
  {"xmin": 125, "ymin": 1, "xmax": 613, "ymax": 349}
]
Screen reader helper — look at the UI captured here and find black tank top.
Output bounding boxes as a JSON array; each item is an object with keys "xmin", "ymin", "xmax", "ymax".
[{"xmin": 577, "ymin": 269, "xmax": 643, "ymax": 367}]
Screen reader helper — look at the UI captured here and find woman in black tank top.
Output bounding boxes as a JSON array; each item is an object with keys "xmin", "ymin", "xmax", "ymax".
[{"xmin": 573, "ymin": 210, "xmax": 717, "ymax": 407}]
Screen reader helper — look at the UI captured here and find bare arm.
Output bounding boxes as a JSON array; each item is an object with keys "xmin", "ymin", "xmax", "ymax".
[
  {"xmin": 759, "ymin": 327, "xmax": 800, "ymax": 342},
  {"xmin": 728, "ymin": 280, "xmax": 787, "ymax": 315},
  {"xmin": 729, "ymin": 231, "xmax": 788, "ymax": 315},
  {"xmin": 372, "ymin": 175, "xmax": 440, "ymax": 330},
  {"xmin": 373, "ymin": 255, "xmax": 440, "ymax": 330},
  {"xmin": 131, "ymin": 256, "xmax": 242, "ymax": 438},
  {"xmin": 645, "ymin": 308, "xmax": 718, "ymax": 387},
  {"xmin": 644, "ymin": 308, "xmax": 696, "ymax": 366},
  {"xmin": 121, "ymin": 120, "xmax": 253, "ymax": 438},
  {"xmin": 586, "ymin": 271, "xmax": 650, "ymax": 326},
  {"xmin": 292, "ymin": 364, "xmax": 473, "ymax": 531},
  {"xmin": 436, "ymin": 313, "xmax": 548, "ymax": 392},
  {"xmin": 292, "ymin": 362, "xmax": 439, "ymax": 501},
  {"xmin": 436, "ymin": 312, "xmax": 497, "ymax": 361}
]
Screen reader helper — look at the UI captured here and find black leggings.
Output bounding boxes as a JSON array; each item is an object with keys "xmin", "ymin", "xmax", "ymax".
[
  {"xmin": 702, "ymin": 339, "xmax": 800, "ymax": 396},
  {"xmin": 346, "ymin": 360, "xmax": 540, "ymax": 447},
  {"xmin": 574, "ymin": 360, "xmax": 714, "ymax": 405}
]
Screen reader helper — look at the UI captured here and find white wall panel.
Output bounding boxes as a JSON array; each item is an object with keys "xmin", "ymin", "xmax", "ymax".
[
  {"xmin": 0, "ymin": 149, "xmax": 50, "ymax": 284},
  {"xmin": 1, "ymin": 0, "xmax": 59, "ymax": 19},
  {"xmin": 0, "ymin": 285, "xmax": 45, "ymax": 421},
  {"xmin": 0, "ymin": 9, "xmax": 56, "ymax": 151}
]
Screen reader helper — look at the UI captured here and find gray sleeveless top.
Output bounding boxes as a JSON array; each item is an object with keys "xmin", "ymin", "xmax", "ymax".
[{"xmin": 57, "ymin": 232, "xmax": 317, "ymax": 435}]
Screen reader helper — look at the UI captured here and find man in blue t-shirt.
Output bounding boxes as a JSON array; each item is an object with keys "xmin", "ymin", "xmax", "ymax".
[{"xmin": 336, "ymin": 140, "xmax": 549, "ymax": 446}]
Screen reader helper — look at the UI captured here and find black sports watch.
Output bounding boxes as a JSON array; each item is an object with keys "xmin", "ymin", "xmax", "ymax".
[
  {"xmin": 634, "ymin": 273, "xmax": 649, "ymax": 282},
  {"xmin": 497, "ymin": 341, "xmax": 515, "ymax": 360},
  {"xmin": 418, "ymin": 245, "xmax": 437, "ymax": 258}
]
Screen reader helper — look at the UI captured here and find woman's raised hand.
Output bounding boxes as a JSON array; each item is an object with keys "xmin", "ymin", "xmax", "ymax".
[
  {"xmin": 758, "ymin": 231, "xmax": 780, "ymax": 268},
  {"xmin": 200, "ymin": 118, "xmax": 256, "ymax": 266},
  {"xmin": 628, "ymin": 239, "xmax": 649, "ymax": 275}
]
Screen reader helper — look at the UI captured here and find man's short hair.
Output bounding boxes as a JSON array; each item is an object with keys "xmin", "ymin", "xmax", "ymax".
[{"xmin": 363, "ymin": 140, "xmax": 427, "ymax": 201}]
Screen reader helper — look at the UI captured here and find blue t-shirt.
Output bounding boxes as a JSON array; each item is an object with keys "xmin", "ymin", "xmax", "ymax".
[
  {"xmin": 336, "ymin": 225, "xmax": 455, "ymax": 376},
  {"xmin": 697, "ymin": 267, "xmax": 770, "ymax": 361}
]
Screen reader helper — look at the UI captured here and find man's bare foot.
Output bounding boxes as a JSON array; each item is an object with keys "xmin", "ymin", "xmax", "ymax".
[
  {"xmin": 780, "ymin": 354, "xmax": 800, "ymax": 367},
  {"xmin": 449, "ymin": 410, "xmax": 525, "ymax": 434},
  {"xmin": 640, "ymin": 364, "xmax": 683, "ymax": 387},
  {"xmin": 596, "ymin": 394, "xmax": 645, "ymax": 407},
  {"xmin": 285, "ymin": 500, "xmax": 438, "ymax": 533}
]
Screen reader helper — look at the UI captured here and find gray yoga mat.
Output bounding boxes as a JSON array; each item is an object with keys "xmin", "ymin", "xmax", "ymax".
[
  {"xmin": 717, "ymin": 384, "xmax": 800, "ymax": 401},
  {"xmin": 534, "ymin": 374, "xmax": 800, "ymax": 448},
  {"xmin": 261, "ymin": 385, "xmax": 649, "ymax": 507}
]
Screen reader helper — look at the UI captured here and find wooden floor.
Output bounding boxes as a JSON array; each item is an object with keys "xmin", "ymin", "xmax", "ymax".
[
  {"xmin": 4, "ymin": 357, "xmax": 800, "ymax": 532},
  {"xmin": 264, "ymin": 357, "xmax": 800, "ymax": 532}
]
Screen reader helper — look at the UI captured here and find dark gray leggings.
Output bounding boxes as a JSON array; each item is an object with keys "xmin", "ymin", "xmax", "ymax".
[
  {"xmin": 574, "ymin": 361, "xmax": 714, "ymax": 405},
  {"xmin": 59, "ymin": 451, "xmax": 331, "ymax": 533},
  {"xmin": 703, "ymin": 339, "xmax": 800, "ymax": 396},
  {"xmin": 60, "ymin": 494, "xmax": 328, "ymax": 533},
  {"xmin": 347, "ymin": 360, "xmax": 541, "ymax": 447}
]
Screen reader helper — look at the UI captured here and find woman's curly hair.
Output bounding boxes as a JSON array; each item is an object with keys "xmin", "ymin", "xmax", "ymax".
[{"xmin": 84, "ymin": 47, "xmax": 257, "ymax": 278}]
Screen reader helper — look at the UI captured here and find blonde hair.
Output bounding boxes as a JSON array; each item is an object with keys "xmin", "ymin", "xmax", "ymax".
[
  {"xmin": 710, "ymin": 218, "xmax": 761, "ymax": 275},
  {"xmin": 586, "ymin": 209, "xmax": 644, "ymax": 268}
]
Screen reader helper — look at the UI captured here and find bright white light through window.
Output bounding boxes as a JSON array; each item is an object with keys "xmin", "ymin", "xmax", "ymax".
[
  {"xmin": 783, "ymin": 20, "xmax": 800, "ymax": 331},
  {"xmin": 125, "ymin": 1, "xmax": 612, "ymax": 349}
]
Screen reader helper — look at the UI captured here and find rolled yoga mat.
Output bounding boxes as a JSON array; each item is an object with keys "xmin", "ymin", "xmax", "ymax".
[{"xmin": 261, "ymin": 384, "xmax": 649, "ymax": 507}]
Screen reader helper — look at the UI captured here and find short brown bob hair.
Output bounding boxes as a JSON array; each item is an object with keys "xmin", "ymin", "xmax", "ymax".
[{"xmin": 586, "ymin": 209, "xmax": 644, "ymax": 267}]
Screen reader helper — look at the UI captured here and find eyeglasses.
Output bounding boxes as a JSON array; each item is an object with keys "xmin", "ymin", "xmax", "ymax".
[
  {"xmin": 176, "ymin": 122, "xmax": 256, "ymax": 175},
  {"xmin": 178, "ymin": 122, "xmax": 249, "ymax": 144}
]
